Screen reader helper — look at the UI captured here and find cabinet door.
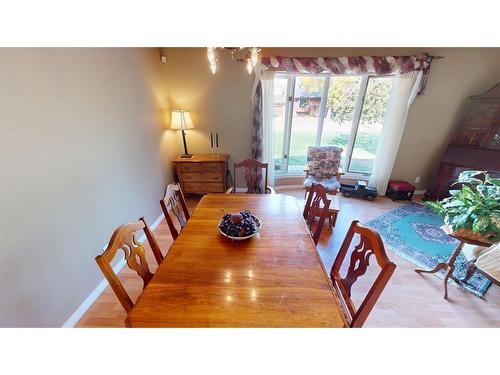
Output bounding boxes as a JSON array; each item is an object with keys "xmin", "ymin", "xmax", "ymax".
[
  {"xmin": 483, "ymin": 123, "xmax": 500, "ymax": 150},
  {"xmin": 426, "ymin": 163, "xmax": 468, "ymax": 200},
  {"xmin": 437, "ymin": 164, "xmax": 459, "ymax": 198},
  {"xmin": 452, "ymin": 101, "xmax": 500, "ymax": 147}
]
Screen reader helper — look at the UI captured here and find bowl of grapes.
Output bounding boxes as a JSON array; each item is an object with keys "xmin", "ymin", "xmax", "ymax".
[{"xmin": 218, "ymin": 211, "xmax": 261, "ymax": 240}]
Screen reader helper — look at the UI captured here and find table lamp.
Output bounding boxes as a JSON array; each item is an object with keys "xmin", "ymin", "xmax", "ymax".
[{"xmin": 171, "ymin": 110, "xmax": 194, "ymax": 158}]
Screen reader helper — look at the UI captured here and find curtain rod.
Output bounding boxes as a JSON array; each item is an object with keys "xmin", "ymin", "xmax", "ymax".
[
  {"xmin": 236, "ymin": 54, "xmax": 445, "ymax": 62},
  {"xmin": 425, "ymin": 53, "xmax": 444, "ymax": 59}
]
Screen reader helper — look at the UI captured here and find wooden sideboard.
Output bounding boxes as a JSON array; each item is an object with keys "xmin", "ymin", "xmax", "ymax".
[
  {"xmin": 425, "ymin": 83, "xmax": 500, "ymax": 200},
  {"xmin": 173, "ymin": 154, "xmax": 229, "ymax": 195}
]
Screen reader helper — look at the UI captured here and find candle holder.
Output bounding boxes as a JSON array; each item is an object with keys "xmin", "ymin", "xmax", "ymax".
[
  {"xmin": 210, "ymin": 132, "xmax": 216, "ymax": 156},
  {"xmin": 210, "ymin": 132, "xmax": 220, "ymax": 157}
]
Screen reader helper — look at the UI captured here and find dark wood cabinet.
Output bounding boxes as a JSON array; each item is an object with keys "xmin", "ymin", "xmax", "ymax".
[{"xmin": 425, "ymin": 83, "xmax": 500, "ymax": 200}]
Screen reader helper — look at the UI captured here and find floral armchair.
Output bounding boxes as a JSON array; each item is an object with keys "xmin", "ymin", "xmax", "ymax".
[{"xmin": 303, "ymin": 146, "xmax": 343, "ymax": 195}]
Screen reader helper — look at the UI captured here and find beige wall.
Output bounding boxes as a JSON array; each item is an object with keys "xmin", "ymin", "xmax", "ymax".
[
  {"xmin": 161, "ymin": 47, "xmax": 254, "ymax": 183},
  {"xmin": 163, "ymin": 47, "xmax": 500, "ymax": 190},
  {"xmin": 392, "ymin": 48, "xmax": 500, "ymax": 188},
  {"xmin": 0, "ymin": 48, "xmax": 176, "ymax": 326}
]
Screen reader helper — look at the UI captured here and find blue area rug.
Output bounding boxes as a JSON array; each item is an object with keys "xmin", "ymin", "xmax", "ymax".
[{"xmin": 365, "ymin": 202, "xmax": 491, "ymax": 298}]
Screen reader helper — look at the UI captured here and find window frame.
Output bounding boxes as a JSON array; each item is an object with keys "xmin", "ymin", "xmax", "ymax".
[{"xmin": 273, "ymin": 72, "xmax": 393, "ymax": 178}]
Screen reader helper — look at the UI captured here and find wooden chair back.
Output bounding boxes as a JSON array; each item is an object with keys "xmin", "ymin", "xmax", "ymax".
[
  {"xmin": 160, "ymin": 183, "xmax": 190, "ymax": 241},
  {"xmin": 303, "ymin": 183, "xmax": 331, "ymax": 245},
  {"xmin": 231, "ymin": 159, "xmax": 274, "ymax": 194},
  {"xmin": 95, "ymin": 219, "xmax": 163, "ymax": 313},
  {"xmin": 330, "ymin": 221, "xmax": 396, "ymax": 327}
]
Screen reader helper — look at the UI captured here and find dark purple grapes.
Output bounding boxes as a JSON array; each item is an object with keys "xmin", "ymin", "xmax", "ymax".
[{"xmin": 219, "ymin": 210, "xmax": 259, "ymax": 237}]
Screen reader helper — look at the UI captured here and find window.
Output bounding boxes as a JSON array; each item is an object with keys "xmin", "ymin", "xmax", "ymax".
[{"xmin": 273, "ymin": 74, "xmax": 394, "ymax": 176}]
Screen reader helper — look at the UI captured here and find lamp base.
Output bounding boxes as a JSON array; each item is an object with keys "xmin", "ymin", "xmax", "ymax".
[{"xmin": 179, "ymin": 153, "xmax": 193, "ymax": 159}]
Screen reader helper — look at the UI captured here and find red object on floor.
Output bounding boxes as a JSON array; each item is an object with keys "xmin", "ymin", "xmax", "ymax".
[
  {"xmin": 386, "ymin": 180, "xmax": 416, "ymax": 201},
  {"xmin": 388, "ymin": 181, "xmax": 416, "ymax": 190}
]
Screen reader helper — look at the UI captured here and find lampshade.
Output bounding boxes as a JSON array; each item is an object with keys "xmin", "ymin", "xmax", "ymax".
[{"xmin": 170, "ymin": 110, "xmax": 194, "ymax": 130}]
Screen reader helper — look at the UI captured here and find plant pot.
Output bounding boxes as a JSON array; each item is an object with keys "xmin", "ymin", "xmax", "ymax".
[{"xmin": 452, "ymin": 228, "xmax": 494, "ymax": 245}]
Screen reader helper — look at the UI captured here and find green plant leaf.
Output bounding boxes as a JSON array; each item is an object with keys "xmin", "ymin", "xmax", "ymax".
[
  {"xmin": 457, "ymin": 170, "xmax": 485, "ymax": 182},
  {"xmin": 453, "ymin": 177, "xmax": 483, "ymax": 186},
  {"xmin": 435, "ymin": 171, "xmax": 499, "ymax": 239},
  {"xmin": 472, "ymin": 217, "xmax": 490, "ymax": 233}
]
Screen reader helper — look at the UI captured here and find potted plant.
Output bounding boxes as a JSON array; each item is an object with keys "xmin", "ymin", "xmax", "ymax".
[{"xmin": 426, "ymin": 170, "xmax": 500, "ymax": 243}]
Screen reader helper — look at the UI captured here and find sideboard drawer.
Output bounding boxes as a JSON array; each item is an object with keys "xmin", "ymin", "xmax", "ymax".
[
  {"xmin": 183, "ymin": 182, "xmax": 225, "ymax": 194},
  {"xmin": 173, "ymin": 154, "xmax": 229, "ymax": 195},
  {"xmin": 178, "ymin": 162, "xmax": 221, "ymax": 173},
  {"xmin": 182, "ymin": 172, "xmax": 223, "ymax": 182}
]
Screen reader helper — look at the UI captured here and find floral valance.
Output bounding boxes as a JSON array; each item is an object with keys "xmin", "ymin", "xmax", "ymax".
[{"xmin": 260, "ymin": 54, "xmax": 434, "ymax": 94}]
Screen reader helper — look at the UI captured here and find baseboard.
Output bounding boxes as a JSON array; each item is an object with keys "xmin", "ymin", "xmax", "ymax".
[
  {"xmin": 62, "ymin": 257, "xmax": 127, "ymax": 328},
  {"xmin": 274, "ymin": 185, "xmax": 428, "ymax": 196},
  {"xmin": 62, "ymin": 213, "xmax": 164, "ymax": 328},
  {"xmin": 235, "ymin": 186, "xmax": 301, "ymax": 192}
]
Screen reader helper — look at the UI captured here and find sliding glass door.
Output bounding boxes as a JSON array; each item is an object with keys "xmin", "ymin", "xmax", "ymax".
[
  {"xmin": 321, "ymin": 76, "xmax": 362, "ymax": 168},
  {"xmin": 273, "ymin": 73, "xmax": 394, "ymax": 177},
  {"xmin": 347, "ymin": 76, "xmax": 394, "ymax": 174},
  {"xmin": 273, "ymin": 77, "xmax": 288, "ymax": 173},
  {"xmin": 288, "ymin": 76, "xmax": 327, "ymax": 173}
]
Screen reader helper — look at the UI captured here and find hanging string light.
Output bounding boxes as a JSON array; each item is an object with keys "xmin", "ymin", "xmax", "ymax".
[
  {"xmin": 246, "ymin": 59, "xmax": 253, "ymax": 75},
  {"xmin": 206, "ymin": 47, "xmax": 260, "ymax": 75},
  {"xmin": 207, "ymin": 47, "xmax": 216, "ymax": 65},
  {"xmin": 250, "ymin": 48, "xmax": 259, "ymax": 67},
  {"xmin": 207, "ymin": 47, "xmax": 217, "ymax": 74}
]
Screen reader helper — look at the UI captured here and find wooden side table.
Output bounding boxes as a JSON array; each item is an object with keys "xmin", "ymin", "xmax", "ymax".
[
  {"xmin": 415, "ymin": 225, "xmax": 493, "ymax": 299},
  {"xmin": 327, "ymin": 194, "xmax": 340, "ymax": 230},
  {"xmin": 173, "ymin": 154, "xmax": 229, "ymax": 195},
  {"xmin": 311, "ymin": 193, "xmax": 340, "ymax": 231}
]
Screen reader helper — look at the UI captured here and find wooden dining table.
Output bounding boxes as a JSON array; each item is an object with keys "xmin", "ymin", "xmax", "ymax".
[{"xmin": 126, "ymin": 193, "xmax": 347, "ymax": 327}]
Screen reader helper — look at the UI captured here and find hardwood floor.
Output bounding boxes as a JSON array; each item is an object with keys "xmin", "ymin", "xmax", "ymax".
[{"xmin": 76, "ymin": 189, "xmax": 500, "ymax": 328}]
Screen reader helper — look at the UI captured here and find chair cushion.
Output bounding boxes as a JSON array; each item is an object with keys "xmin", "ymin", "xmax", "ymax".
[
  {"xmin": 475, "ymin": 243, "xmax": 500, "ymax": 283},
  {"xmin": 461, "ymin": 244, "xmax": 490, "ymax": 262},
  {"xmin": 303, "ymin": 176, "xmax": 341, "ymax": 193},
  {"xmin": 388, "ymin": 180, "xmax": 416, "ymax": 191},
  {"xmin": 307, "ymin": 146, "xmax": 343, "ymax": 179}
]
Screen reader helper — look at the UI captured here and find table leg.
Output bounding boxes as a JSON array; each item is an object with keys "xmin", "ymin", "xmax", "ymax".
[
  {"xmin": 415, "ymin": 262, "xmax": 447, "ymax": 274},
  {"xmin": 415, "ymin": 241, "xmax": 464, "ymax": 299},
  {"xmin": 462, "ymin": 260, "xmax": 477, "ymax": 283},
  {"xmin": 442, "ymin": 242, "xmax": 464, "ymax": 299},
  {"xmin": 328, "ymin": 211, "xmax": 338, "ymax": 230}
]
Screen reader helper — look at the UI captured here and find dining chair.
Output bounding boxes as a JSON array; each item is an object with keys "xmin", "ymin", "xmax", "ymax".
[
  {"xmin": 330, "ymin": 220, "xmax": 396, "ymax": 327},
  {"xmin": 303, "ymin": 183, "xmax": 331, "ymax": 245},
  {"xmin": 160, "ymin": 183, "xmax": 190, "ymax": 241},
  {"xmin": 226, "ymin": 159, "xmax": 275, "ymax": 194},
  {"xmin": 95, "ymin": 218, "xmax": 163, "ymax": 313},
  {"xmin": 303, "ymin": 145, "xmax": 343, "ymax": 196}
]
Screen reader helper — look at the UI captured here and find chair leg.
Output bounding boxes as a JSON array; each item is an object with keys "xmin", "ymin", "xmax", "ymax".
[
  {"xmin": 463, "ymin": 261, "xmax": 477, "ymax": 283},
  {"xmin": 331, "ymin": 211, "xmax": 338, "ymax": 228}
]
